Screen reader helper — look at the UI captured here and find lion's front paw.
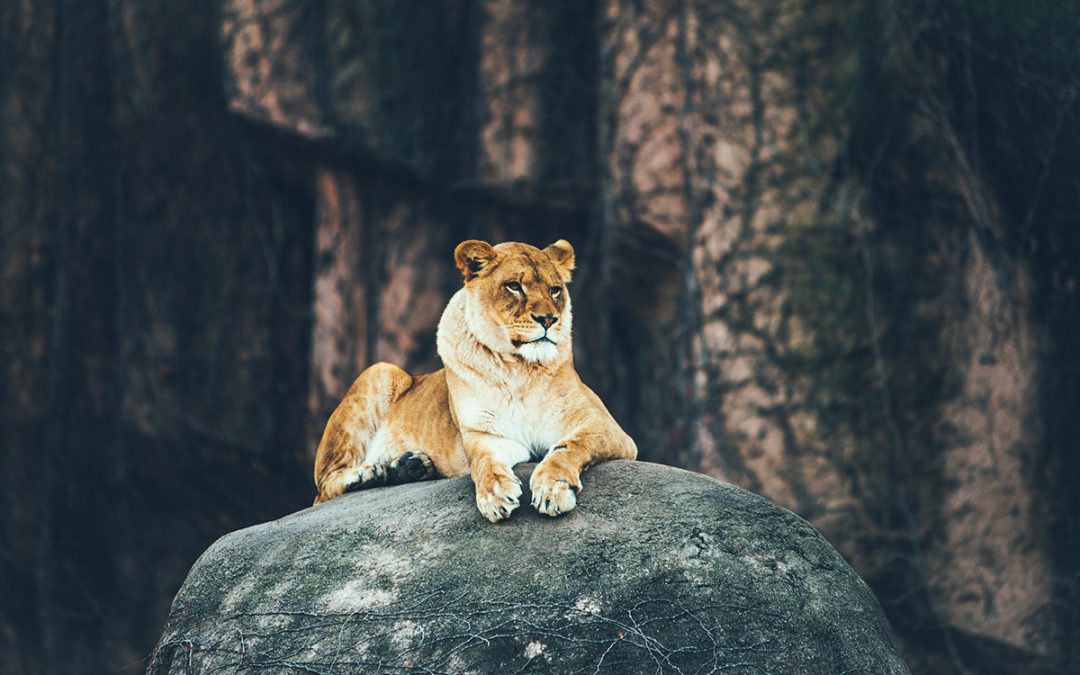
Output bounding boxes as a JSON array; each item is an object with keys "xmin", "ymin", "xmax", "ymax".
[
  {"xmin": 474, "ymin": 465, "xmax": 522, "ymax": 523},
  {"xmin": 530, "ymin": 466, "xmax": 581, "ymax": 517}
]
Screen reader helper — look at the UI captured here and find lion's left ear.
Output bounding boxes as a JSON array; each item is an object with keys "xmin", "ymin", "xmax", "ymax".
[{"xmin": 543, "ymin": 239, "xmax": 575, "ymax": 282}]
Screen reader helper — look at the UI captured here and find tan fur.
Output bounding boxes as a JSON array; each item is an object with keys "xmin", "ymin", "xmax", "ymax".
[
  {"xmin": 313, "ymin": 239, "xmax": 637, "ymax": 520},
  {"xmin": 313, "ymin": 366, "xmax": 466, "ymax": 504}
]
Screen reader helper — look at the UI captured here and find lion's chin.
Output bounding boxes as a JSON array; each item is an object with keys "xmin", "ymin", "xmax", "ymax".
[{"xmin": 516, "ymin": 340, "xmax": 559, "ymax": 364}]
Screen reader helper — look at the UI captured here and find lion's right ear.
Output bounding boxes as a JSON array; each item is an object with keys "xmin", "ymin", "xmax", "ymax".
[
  {"xmin": 454, "ymin": 240, "xmax": 498, "ymax": 280},
  {"xmin": 543, "ymin": 239, "xmax": 575, "ymax": 282}
]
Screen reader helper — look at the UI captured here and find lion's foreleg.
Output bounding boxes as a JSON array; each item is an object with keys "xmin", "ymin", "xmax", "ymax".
[
  {"xmin": 464, "ymin": 432, "xmax": 530, "ymax": 523},
  {"xmin": 530, "ymin": 429, "xmax": 637, "ymax": 517}
]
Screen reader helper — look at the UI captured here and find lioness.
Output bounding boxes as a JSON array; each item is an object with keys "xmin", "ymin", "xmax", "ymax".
[{"xmin": 313, "ymin": 239, "xmax": 637, "ymax": 522}]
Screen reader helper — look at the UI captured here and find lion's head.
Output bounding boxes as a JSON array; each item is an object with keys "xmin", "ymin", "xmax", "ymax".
[{"xmin": 452, "ymin": 239, "xmax": 575, "ymax": 364}]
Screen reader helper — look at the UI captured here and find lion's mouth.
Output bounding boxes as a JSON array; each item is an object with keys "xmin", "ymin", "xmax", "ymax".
[{"xmin": 512, "ymin": 336, "xmax": 556, "ymax": 348}]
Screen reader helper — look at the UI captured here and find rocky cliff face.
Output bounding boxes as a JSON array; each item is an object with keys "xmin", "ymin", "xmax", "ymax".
[{"xmin": 149, "ymin": 461, "xmax": 908, "ymax": 674}]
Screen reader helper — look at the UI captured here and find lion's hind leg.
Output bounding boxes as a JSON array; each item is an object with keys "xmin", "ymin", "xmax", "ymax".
[
  {"xmin": 329, "ymin": 450, "xmax": 437, "ymax": 498},
  {"xmin": 313, "ymin": 363, "xmax": 414, "ymax": 504}
]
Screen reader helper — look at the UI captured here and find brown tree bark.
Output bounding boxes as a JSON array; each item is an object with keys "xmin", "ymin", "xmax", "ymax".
[{"xmin": 597, "ymin": 0, "xmax": 880, "ymax": 557}]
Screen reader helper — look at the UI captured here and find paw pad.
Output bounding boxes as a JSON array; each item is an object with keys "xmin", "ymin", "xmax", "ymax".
[{"xmin": 390, "ymin": 451, "xmax": 436, "ymax": 483}]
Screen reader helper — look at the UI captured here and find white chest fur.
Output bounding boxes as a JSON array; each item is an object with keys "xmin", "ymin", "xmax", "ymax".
[{"xmin": 454, "ymin": 383, "xmax": 565, "ymax": 458}]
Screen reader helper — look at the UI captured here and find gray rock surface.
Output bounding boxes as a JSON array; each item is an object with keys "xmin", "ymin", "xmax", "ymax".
[{"xmin": 149, "ymin": 461, "xmax": 909, "ymax": 674}]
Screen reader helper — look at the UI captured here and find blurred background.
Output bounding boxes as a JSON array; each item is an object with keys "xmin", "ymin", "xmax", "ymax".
[{"xmin": 2, "ymin": 0, "xmax": 1078, "ymax": 673}]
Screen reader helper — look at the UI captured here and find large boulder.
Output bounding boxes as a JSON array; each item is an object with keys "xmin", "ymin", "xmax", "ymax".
[{"xmin": 149, "ymin": 461, "xmax": 909, "ymax": 674}]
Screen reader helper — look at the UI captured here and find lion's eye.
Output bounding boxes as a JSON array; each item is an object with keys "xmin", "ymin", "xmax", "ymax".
[
  {"xmin": 505, "ymin": 281, "xmax": 522, "ymax": 293},
  {"xmin": 550, "ymin": 286, "xmax": 561, "ymax": 297}
]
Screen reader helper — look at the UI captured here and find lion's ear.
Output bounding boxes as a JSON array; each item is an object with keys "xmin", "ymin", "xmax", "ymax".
[
  {"xmin": 454, "ymin": 240, "xmax": 498, "ymax": 280},
  {"xmin": 543, "ymin": 239, "xmax": 575, "ymax": 282}
]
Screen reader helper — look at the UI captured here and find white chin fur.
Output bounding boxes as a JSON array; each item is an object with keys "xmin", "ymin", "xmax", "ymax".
[{"xmin": 517, "ymin": 340, "xmax": 559, "ymax": 363}]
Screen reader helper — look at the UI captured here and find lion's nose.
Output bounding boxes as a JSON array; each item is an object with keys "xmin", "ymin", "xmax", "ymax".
[{"xmin": 532, "ymin": 314, "xmax": 557, "ymax": 329}]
